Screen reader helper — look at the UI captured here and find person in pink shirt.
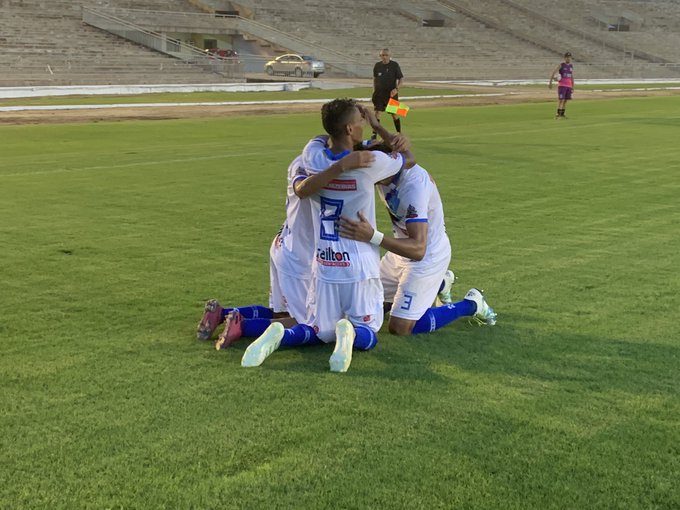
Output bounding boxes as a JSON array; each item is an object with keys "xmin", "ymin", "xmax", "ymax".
[{"xmin": 549, "ymin": 52, "xmax": 574, "ymax": 119}]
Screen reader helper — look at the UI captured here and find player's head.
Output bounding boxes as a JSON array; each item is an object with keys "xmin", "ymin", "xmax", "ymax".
[
  {"xmin": 321, "ymin": 98, "xmax": 364, "ymax": 144},
  {"xmin": 379, "ymin": 48, "xmax": 390, "ymax": 64},
  {"xmin": 564, "ymin": 51, "xmax": 572, "ymax": 63}
]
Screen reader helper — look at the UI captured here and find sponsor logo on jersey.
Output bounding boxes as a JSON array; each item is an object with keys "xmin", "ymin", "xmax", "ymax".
[
  {"xmin": 316, "ymin": 247, "xmax": 351, "ymax": 267},
  {"xmin": 323, "ymin": 179, "xmax": 357, "ymax": 191}
]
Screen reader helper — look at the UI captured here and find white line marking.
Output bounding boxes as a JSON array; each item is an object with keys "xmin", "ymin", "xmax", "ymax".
[{"xmin": 0, "ymin": 94, "xmax": 511, "ymax": 112}]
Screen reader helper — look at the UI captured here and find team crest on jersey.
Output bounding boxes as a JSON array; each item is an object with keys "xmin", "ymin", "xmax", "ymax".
[
  {"xmin": 295, "ymin": 165, "xmax": 308, "ymax": 178},
  {"xmin": 323, "ymin": 179, "xmax": 357, "ymax": 191},
  {"xmin": 362, "ymin": 315, "xmax": 371, "ymax": 322},
  {"xmin": 406, "ymin": 204, "xmax": 418, "ymax": 219},
  {"xmin": 316, "ymin": 247, "xmax": 351, "ymax": 267},
  {"xmin": 384, "ymin": 187, "xmax": 400, "ymax": 213}
]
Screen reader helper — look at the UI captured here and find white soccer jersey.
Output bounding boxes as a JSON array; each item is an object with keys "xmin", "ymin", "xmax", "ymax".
[
  {"xmin": 376, "ymin": 164, "xmax": 451, "ymax": 269},
  {"xmin": 272, "ymin": 155, "xmax": 315, "ymax": 279},
  {"xmin": 302, "ymin": 142, "xmax": 405, "ymax": 283}
]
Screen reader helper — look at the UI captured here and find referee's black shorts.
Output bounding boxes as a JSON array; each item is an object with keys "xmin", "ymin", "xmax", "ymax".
[{"xmin": 372, "ymin": 89, "xmax": 397, "ymax": 112}]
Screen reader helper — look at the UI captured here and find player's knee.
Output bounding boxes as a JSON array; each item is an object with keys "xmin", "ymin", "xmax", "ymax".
[{"xmin": 388, "ymin": 318, "xmax": 415, "ymax": 336}]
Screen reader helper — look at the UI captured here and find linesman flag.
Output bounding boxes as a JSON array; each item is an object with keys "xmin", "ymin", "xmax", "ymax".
[{"xmin": 385, "ymin": 98, "xmax": 410, "ymax": 117}]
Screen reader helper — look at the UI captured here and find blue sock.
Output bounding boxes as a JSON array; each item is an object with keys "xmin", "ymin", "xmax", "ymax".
[
  {"xmin": 221, "ymin": 305, "xmax": 274, "ymax": 321},
  {"xmin": 241, "ymin": 318, "xmax": 272, "ymax": 338},
  {"xmin": 353, "ymin": 325, "xmax": 377, "ymax": 351},
  {"xmin": 280, "ymin": 324, "xmax": 322, "ymax": 347},
  {"xmin": 411, "ymin": 299, "xmax": 477, "ymax": 334}
]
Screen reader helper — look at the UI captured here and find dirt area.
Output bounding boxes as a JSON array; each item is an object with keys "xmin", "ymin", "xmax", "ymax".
[{"xmin": 1, "ymin": 83, "xmax": 679, "ymax": 125}]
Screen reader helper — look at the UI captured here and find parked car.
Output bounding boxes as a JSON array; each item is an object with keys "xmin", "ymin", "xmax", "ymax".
[
  {"xmin": 206, "ymin": 48, "xmax": 240, "ymax": 64},
  {"xmin": 264, "ymin": 54, "xmax": 325, "ymax": 78}
]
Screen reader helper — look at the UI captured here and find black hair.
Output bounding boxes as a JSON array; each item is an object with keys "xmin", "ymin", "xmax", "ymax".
[
  {"xmin": 355, "ymin": 141, "xmax": 392, "ymax": 154},
  {"xmin": 321, "ymin": 98, "xmax": 358, "ymax": 138}
]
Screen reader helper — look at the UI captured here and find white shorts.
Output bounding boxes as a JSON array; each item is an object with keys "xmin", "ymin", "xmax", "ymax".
[
  {"xmin": 307, "ymin": 277, "xmax": 384, "ymax": 343},
  {"xmin": 380, "ymin": 250, "xmax": 452, "ymax": 321},
  {"xmin": 269, "ymin": 239, "xmax": 311, "ymax": 324}
]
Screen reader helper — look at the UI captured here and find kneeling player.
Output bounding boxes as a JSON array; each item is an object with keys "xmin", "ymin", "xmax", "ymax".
[
  {"xmin": 338, "ymin": 116, "xmax": 496, "ymax": 334},
  {"xmin": 340, "ymin": 164, "xmax": 496, "ymax": 335},
  {"xmin": 196, "ymin": 150, "xmax": 373, "ymax": 348}
]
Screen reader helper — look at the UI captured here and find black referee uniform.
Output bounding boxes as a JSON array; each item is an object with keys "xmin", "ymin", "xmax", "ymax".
[{"xmin": 372, "ymin": 59, "xmax": 404, "ymax": 132}]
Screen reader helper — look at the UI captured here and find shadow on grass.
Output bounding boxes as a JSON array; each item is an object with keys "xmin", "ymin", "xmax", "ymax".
[{"xmin": 191, "ymin": 312, "xmax": 678, "ymax": 395}]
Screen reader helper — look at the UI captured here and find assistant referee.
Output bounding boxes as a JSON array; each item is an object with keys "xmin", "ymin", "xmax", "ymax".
[{"xmin": 372, "ymin": 48, "xmax": 404, "ymax": 137}]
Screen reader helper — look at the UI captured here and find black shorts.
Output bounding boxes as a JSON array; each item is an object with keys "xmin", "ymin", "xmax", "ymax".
[{"xmin": 372, "ymin": 89, "xmax": 397, "ymax": 111}]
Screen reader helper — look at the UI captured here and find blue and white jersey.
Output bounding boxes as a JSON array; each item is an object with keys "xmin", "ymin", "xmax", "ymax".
[
  {"xmin": 377, "ymin": 164, "xmax": 451, "ymax": 268},
  {"xmin": 274, "ymin": 155, "xmax": 315, "ymax": 279},
  {"xmin": 302, "ymin": 137, "xmax": 404, "ymax": 283}
]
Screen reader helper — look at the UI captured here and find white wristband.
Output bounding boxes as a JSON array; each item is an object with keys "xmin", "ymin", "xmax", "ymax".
[{"xmin": 369, "ymin": 230, "xmax": 384, "ymax": 246}]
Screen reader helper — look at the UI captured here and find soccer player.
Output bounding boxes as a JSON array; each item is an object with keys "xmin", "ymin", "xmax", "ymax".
[
  {"xmin": 241, "ymin": 98, "xmax": 415, "ymax": 372},
  {"xmin": 549, "ymin": 52, "xmax": 574, "ymax": 119},
  {"xmin": 338, "ymin": 156, "xmax": 497, "ymax": 335},
  {"xmin": 196, "ymin": 150, "xmax": 374, "ymax": 348},
  {"xmin": 372, "ymin": 48, "xmax": 404, "ymax": 137}
]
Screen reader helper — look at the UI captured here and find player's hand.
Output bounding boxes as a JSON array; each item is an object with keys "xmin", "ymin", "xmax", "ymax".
[
  {"xmin": 357, "ymin": 104, "xmax": 380, "ymax": 129},
  {"xmin": 390, "ymin": 88, "xmax": 398, "ymax": 97},
  {"xmin": 340, "ymin": 150, "xmax": 375, "ymax": 171},
  {"xmin": 338, "ymin": 211, "xmax": 374, "ymax": 242},
  {"xmin": 390, "ymin": 133, "xmax": 410, "ymax": 154}
]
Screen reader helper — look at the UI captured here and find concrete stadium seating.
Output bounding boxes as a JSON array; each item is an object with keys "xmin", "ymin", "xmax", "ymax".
[
  {"xmin": 509, "ymin": 0, "xmax": 680, "ymax": 63},
  {"xmin": 0, "ymin": 0, "xmax": 228, "ymax": 85},
  {"xmin": 1, "ymin": 0, "xmax": 678, "ymax": 85},
  {"xmin": 233, "ymin": 0, "xmax": 679, "ymax": 78}
]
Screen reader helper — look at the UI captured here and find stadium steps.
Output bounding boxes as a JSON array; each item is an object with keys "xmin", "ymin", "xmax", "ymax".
[
  {"xmin": 509, "ymin": 0, "xmax": 680, "ymax": 65},
  {"xmin": 0, "ymin": 0, "xmax": 232, "ymax": 85}
]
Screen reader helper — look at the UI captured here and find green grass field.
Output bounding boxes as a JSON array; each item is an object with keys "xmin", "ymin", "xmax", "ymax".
[{"xmin": 1, "ymin": 96, "xmax": 679, "ymax": 509}]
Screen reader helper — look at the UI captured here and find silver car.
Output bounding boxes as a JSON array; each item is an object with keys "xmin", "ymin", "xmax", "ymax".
[{"xmin": 264, "ymin": 54, "xmax": 325, "ymax": 78}]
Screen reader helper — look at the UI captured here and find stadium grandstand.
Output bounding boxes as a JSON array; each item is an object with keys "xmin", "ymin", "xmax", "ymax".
[{"xmin": 1, "ymin": 0, "xmax": 680, "ymax": 86}]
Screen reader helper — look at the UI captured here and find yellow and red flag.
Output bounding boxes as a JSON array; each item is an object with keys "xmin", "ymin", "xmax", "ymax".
[{"xmin": 385, "ymin": 98, "xmax": 410, "ymax": 117}]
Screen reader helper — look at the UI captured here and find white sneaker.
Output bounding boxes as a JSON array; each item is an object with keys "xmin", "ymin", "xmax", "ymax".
[
  {"xmin": 241, "ymin": 322, "xmax": 285, "ymax": 367},
  {"xmin": 436, "ymin": 270, "xmax": 456, "ymax": 306},
  {"xmin": 329, "ymin": 319, "xmax": 356, "ymax": 373},
  {"xmin": 464, "ymin": 288, "xmax": 497, "ymax": 326}
]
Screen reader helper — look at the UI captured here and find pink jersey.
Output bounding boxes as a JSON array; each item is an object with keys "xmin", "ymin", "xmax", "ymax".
[{"xmin": 558, "ymin": 62, "xmax": 574, "ymax": 88}]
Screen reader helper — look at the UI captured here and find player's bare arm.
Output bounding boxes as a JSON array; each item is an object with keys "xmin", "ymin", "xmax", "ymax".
[
  {"xmin": 358, "ymin": 106, "xmax": 416, "ymax": 168},
  {"xmin": 338, "ymin": 211, "xmax": 428, "ymax": 261},
  {"xmin": 548, "ymin": 64, "xmax": 560, "ymax": 89},
  {"xmin": 388, "ymin": 133, "xmax": 409, "ymax": 153},
  {"xmin": 358, "ymin": 104, "xmax": 392, "ymax": 141},
  {"xmin": 294, "ymin": 150, "xmax": 375, "ymax": 199}
]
